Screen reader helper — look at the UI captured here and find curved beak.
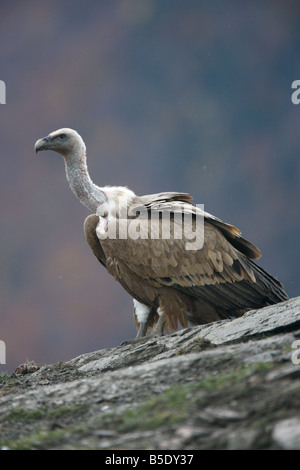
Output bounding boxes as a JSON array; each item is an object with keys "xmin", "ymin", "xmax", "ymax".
[{"xmin": 34, "ymin": 136, "xmax": 51, "ymax": 153}]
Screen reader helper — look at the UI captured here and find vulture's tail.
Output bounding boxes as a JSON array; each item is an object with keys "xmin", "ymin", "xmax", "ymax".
[
  {"xmin": 248, "ymin": 260, "xmax": 289, "ymax": 306},
  {"xmin": 180, "ymin": 260, "xmax": 288, "ymax": 322}
]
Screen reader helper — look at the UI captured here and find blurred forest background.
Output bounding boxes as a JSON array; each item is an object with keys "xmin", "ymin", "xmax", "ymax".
[{"xmin": 1, "ymin": 0, "xmax": 300, "ymax": 373}]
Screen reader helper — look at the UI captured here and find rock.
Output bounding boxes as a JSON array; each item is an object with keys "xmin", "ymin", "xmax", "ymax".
[
  {"xmin": 0, "ymin": 296, "xmax": 300, "ymax": 450},
  {"xmin": 272, "ymin": 418, "xmax": 300, "ymax": 449},
  {"xmin": 226, "ymin": 429, "xmax": 259, "ymax": 450},
  {"xmin": 196, "ymin": 296, "xmax": 300, "ymax": 345}
]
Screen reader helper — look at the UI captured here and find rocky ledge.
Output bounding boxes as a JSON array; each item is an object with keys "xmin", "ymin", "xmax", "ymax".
[{"xmin": 1, "ymin": 296, "xmax": 300, "ymax": 450}]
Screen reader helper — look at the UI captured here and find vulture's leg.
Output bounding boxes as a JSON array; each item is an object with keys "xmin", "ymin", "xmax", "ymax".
[
  {"xmin": 151, "ymin": 307, "xmax": 166, "ymax": 337},
  {"xmin": 134, "ymin": 306, "xmax": 165, "ymax": 339},
  {"xmin": 133, "ymin": 300, "xmax": 152, "ymax": 338},
  {"xmin": 135, "ymin": 320, "xmax": 150, "ymax": 338},
  {"xmin": 121, "ymin": 302, "xmax": 159, "ymax": 345}
]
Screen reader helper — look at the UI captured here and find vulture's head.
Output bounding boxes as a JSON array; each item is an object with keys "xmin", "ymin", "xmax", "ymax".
[{"xmin": 34, "ymin": 128, "xmax": 85, "ymax": 158}]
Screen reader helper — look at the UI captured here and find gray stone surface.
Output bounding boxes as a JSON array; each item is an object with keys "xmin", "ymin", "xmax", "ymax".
[{"xmin": 1, "ymin": 296, "xmax": 300, "ymax": 449}]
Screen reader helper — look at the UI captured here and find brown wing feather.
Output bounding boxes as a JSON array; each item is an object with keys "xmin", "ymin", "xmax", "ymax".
[
  {"xmin": 102, "ymin": 218, "xmax": 254, "ymax": 288},
  {"xmin": 137, "ymin": 192, "xmax": 193, "ymax": 207},
  {"xmin": 85, "ymin": 196, "xmax": 288, "ymax": 333},
  {"xmin": 132, "ymin": 193, "xmax": 262, "ymax": 260},
  {"xmin": 204, "ymin": 215, "xmax": 262, "ymax": 260},
  {"xmin": 84, "ymin": 214, "xmax": 107, "ymax": 267},
  {"xmin": 99, "ymin": 199, "xmax": 287, "ymax": 326}
]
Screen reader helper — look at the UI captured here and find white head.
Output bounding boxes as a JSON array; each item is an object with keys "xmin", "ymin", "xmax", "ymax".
[
  {"xmin": 34, "ymin": 128, "xmax": 86, "ymax": 158},
  {"xmin": 34, "ymin": 127, "xmax": 134, "ymax": 212}
]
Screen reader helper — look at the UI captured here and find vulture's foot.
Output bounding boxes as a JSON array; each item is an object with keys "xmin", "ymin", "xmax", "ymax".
[
  {"xmin": 120, "ymin": 322, "xmax": 165, "ymax": 346},
  {"xmin": 120, "ymin": 335, "xmax": 153, "ymax": 346},
  {"xmin": 120, "ymin": 312, "xmax": 166, "ymax": 346}
]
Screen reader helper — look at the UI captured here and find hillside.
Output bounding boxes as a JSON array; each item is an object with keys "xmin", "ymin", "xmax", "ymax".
[
  {"xmin": 0, "ymin": 296, "xmax": 300, "ymax": 450},
  {"xmin": 1, "ymin": 1, "xmax": 300, "ymax": 373}
]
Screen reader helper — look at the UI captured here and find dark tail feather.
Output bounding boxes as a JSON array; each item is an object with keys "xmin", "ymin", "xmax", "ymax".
[
  {"xmin": 177, "ymin": 261, "xmax": 288, "ymax": 318},
  {"xmin": 249, "ymin": 261, "xmax": 289, "ymax": 305}
]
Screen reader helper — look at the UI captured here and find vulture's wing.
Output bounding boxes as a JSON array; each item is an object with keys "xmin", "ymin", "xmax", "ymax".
[
  {"xmin": 98, "ymin": 194, "xmax": 287, "ymax": 317},
  {"xmin": 84, "ymin": 214, "xmax": 107, "ymax": 267},
  {"xmin": 130, "ymin": 192, "xmax": 261, "ymax": 259},
  {"xmin": 202, "ymin": 210, "xmax": 262, "ymax": 260},
  {"xmin": 137, "ymin": 191, "xmax": 193, "ymax": 206}
]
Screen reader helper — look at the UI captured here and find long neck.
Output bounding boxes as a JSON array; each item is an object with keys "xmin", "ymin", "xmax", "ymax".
[{"xmin": 64, "ymin": 148, "xmax": 106, "ymax": 212}]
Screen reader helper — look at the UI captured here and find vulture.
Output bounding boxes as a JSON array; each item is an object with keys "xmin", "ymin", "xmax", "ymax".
[{"xmin": 34, "ymin": 128, "xmax": 288, "ymax": 339}]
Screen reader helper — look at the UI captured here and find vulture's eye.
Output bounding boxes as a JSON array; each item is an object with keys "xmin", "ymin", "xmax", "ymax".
[{"xmin": 57, "ymin": 134, "xmax": 66, "ymax": 140}]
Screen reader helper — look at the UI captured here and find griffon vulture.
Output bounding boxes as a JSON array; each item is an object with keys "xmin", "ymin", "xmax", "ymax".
[{"xmin": 34, "ymin": 128, "xmax": 288, "ymax": 338}]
